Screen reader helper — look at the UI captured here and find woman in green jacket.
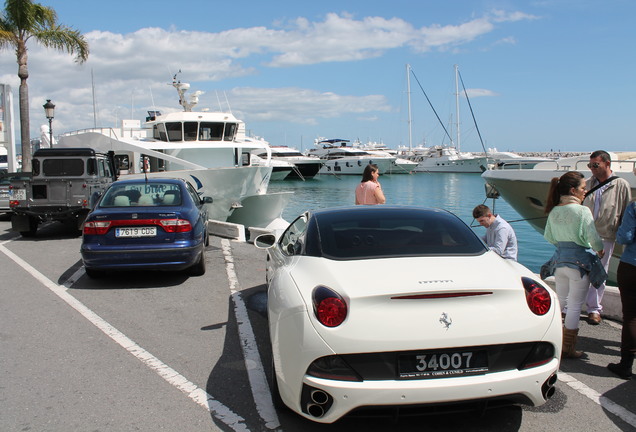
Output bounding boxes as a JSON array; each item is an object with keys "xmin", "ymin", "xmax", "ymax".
[{"xmin": 544, "ymin": 171, "xmax": 604, "ymax": 358}]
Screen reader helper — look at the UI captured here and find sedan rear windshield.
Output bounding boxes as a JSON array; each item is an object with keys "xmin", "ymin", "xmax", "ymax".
[
  {"xmin": 314, "ymin": 208, "xmax": 486, "ymax": 259},
  {"xmin": 100, "ymin": 183, "xmax": 182, "ymax": 207}
]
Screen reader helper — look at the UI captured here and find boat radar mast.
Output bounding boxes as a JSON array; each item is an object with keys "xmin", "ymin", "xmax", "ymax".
[{"xmin": 172, "ymin": 71, "xmax": 203, "ymax": 112}]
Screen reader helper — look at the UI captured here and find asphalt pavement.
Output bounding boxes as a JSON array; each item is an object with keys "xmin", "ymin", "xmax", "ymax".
[{"xmin": 0, "ymin": 218, "xmax": 635, "ymax": 432}]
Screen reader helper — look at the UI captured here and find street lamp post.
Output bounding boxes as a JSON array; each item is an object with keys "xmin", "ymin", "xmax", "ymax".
[{"xmin": 43, "ymin": 99, "xmax": 55, "ymax": 147}]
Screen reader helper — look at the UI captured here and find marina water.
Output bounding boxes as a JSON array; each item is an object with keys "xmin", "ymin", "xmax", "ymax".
[{"xmin": 268, "ymin": 172, "xmax": 555, "ymax": 274}]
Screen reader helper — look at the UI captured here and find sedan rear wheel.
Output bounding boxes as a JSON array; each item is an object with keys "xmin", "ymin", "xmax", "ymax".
[
  {"xmin": 85, "ymin": 268, "xmax": 104, "ymax": 279},
  {"xmin": 189, "ymin": 250, "xmax": 206, "ymax": 276}
]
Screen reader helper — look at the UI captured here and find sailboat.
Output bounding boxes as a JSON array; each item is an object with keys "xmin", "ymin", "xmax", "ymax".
[{"xmin": 404, "ymin": 64, "xmax": 489, "ymax": 173}]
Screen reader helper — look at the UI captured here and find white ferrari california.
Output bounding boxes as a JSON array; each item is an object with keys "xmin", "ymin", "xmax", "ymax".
[{"xmin": 254, "ymin": 205, "xmax": 562, "ymax": 423}]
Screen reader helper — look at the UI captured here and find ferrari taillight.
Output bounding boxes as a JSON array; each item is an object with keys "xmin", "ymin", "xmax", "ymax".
[
  {"xmin": 313, "ymin": 286, "xmax": 347, "ymax": 327},
  {"xmin": 159, "ymin": 219, "xmax": 192, "ymax": 233},
  {"xmin": 83, "ymin": 220, "xmax": 112, "ymax": 235},
  {"xmin": 522, "ymin": 277, "xmax": 551, "ymax": 316}
]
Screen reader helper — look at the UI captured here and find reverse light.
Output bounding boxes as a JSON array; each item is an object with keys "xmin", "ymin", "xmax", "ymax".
[
  {"xmin": 313, "ymin": 286, "xmax": 347, "ymax": 327},
  {"xmin": 519, "ymin": 342, "xmax": 556, "ymax": 370},
  {"xmin": 83, "ymin": 220, "xmax": 112, "ymax": 235},
  {"xmin": 522, "ymin": 277, "xmax": 551, "ymax": 316},
  {"xmin": 307, "ymin": 356, "xmax": 361, "ymax": 381},
  {"xmin": 159, "ymin": 219, "xmax": 192, "ymax": 233}
]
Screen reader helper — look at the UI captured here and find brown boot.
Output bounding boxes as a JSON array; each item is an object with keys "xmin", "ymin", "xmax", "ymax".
[{"xmin": 562, "ymin": 327, "xmax": 584, "ymax": 359}]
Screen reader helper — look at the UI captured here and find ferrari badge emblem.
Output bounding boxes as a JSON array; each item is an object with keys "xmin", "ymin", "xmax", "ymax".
[{"xmin": 439, "ymin": 312, "xmax": 452, "ymax": 330}]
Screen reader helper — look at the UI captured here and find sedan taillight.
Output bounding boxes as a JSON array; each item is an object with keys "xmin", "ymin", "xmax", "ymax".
[
  {"xmin": 83, "ymin": 220, "xmax": 112, "ymax": 235},
  {"xmin": 313, "ymin": 286, "xmax": 347, "ymax": 327},
  {"xmin": 159, "ymin": 219, "xmax": 192, "ymax": 233},
  {"xmin": 522, "ymin": 277, "xmax": 551, "ymax": 316}
]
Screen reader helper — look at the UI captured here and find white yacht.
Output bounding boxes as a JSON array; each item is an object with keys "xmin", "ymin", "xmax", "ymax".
[
  {"xmin": 249, "ymin": 154, "xmax": 294, "ymax": 181},
  {"xmin": 482, "ymin": 152, "xmax": 636, "ymax": 280},
  {"xmin": 308, "ymin": 138, "xmax": 395, "ymax": 175},
  {"xmin": 412, "ymin": 145, "xmax": 489, "ymax": 173},
  {"xmin": 482, "ymin": 152, "xmax": 636, "ymax": 233},
  {"xmin": 58, "ymin": 74, "xmax": 291, "ymax": 230},
  {"xmin": 352, "ymin": 140, "xmax": 417, "ymax": 174},
  {"xmin": 240, "ymin": 136, "xmax": 294, "ymax": 181},
  {"xmin": 486, "ymin": 148, "xmax": 553, "ymax": 170},
  {"xmin": 251, "ymin": 145, "xmax": 324, "ymax": 180}
]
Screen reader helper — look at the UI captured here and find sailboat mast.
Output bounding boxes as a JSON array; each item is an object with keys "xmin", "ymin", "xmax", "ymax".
[
  {"xmin": 406, "ymin": 64, "xmax": 413, "ymax": 151},
  {"xmin": 454, "ymin": 64, "xmax": 460, "ymax": 151}
]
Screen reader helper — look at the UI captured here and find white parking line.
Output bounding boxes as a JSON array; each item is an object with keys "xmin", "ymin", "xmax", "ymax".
[
  {"xmin": 0, "ymin": 242, "xmax": 250, "ymax": 432},
  {"xmin": 221, "ymin": 239, "xmax": 281, "ymax": 430},
  {"xmin": 559, "ymin": 372, "xmax": 636, "ymax": 426}
]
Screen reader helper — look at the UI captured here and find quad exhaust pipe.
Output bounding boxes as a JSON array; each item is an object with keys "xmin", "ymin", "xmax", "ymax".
[
  {"xmin": 302, "ymin": 387, "xmax": 332, "ymax": 418},
  {"xmin": 541, "ymin": 373, "xmax": 558, "ymax": 400}
]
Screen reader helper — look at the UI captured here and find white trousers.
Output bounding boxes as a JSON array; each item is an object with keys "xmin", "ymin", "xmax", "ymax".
[
  {"xmin": 585, "ymin": 239, "xmax": 614, "ymax": 315},
  {"xmin": 555, "ymin": 266, "xmax": 590, "ymax": 330}
]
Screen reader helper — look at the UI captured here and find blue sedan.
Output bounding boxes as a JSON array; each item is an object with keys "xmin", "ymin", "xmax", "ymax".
[{"xmin": 81, "ymin": 178, "xmax": 212, "ymax": 278}]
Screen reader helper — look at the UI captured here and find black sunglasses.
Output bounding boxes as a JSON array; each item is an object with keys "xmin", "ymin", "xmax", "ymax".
[{"xmin": 587, "ymin": 162, "xmax": 601, "ymax": 168}]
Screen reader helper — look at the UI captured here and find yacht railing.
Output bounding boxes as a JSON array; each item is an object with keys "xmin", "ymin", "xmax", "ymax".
[
  {"xmin": 61, "ymin": 125, "xmax": 152, "ymax": 141},
  {"xmin": 490, "ymin": 153, "xmax": 636, "ymax": 172},
  {"xmin": 61, "ymin": 127, "xmax": 122, "ymax": 140}
]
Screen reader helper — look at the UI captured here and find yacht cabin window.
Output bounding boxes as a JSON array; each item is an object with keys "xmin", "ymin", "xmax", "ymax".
[
  {"xmin": 165, "ymin": 122, "xmax": 183, "ymax": 141},
  {"xmin": 184, "ymin": 122, "xmax": 198, "ymax": 141},
  {"xmin": 154, "ymin": 123, "xmax": 167, "ymax": 141},
  {"xmin": 199, "ymin": 122, "xmax": 224, "ymax": 141},
  {"xmin": 224, "ymin": 123, "xmax": 237, "ymax": 141},
  {"xmin": 153, "ymin": 121, "xmax": 239, "ymax": 142}
]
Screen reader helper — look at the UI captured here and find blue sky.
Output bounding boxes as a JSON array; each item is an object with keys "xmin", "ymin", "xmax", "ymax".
[{"xmin": 1, "ymin": 0, "xmax": 634, "ymax": 152}]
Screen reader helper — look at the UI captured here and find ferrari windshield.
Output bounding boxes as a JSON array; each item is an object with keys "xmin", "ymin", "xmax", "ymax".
[{"xmin": 312, "ymin": 206, "xmax": 486, "ymax": 260}]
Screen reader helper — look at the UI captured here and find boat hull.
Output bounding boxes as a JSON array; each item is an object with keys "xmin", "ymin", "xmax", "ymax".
[
  {"xmin": 227, "ymin": 191, "xmax": 293, "ymax": 229},
  {"xmin": 415, "ymin": 156, "xmax": 489, "ymax": 173},
  {"xmin": 270, "ymin": 166, "xmax": 293, "ymax": 181},
  {"xmin": 386, "ymin": 158, "xmax": 417, "ymax": 174},
  {"xmin": 285, "ymin": 161, "xmax": 323, "ymax": 179},
  {"xmin": 318, "ymin": 157, "xmax": 394, "ymax": 175},
  {"xmin": 123, "ymin": 166, "xmax": 273, "ymax": 222},
  {"xmin": 482, "ymin": 168, "xmax": 636, "ymax": 233},
  {"xmin": 482, "ymin": 163, "xmax": 636, "ymax": 283}
]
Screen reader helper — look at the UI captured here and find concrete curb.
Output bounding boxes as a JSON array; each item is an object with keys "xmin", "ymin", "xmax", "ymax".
[{"xmin": 542, "ymin": 276, "xmax": 622, "ymax": 323}]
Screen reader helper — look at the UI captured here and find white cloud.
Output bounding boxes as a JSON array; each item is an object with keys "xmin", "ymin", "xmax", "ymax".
[
  {"xmin": 464, "ymin": 88, "xmax": 499, "ymax": 98},
  {"xmin": 228, "ymin": 87, "xmax": 390, "ymax": 125},
  {"xmin": 0, "ymin": 10, "xmax": 530, "ymax": 139}
]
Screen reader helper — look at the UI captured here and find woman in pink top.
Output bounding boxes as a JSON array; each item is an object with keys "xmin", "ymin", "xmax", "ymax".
[{"xmin": 355, "ymin": 164, "xmax": 386, "ymax": 205}]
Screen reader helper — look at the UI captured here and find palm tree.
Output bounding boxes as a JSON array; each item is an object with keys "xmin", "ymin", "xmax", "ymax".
[{"xmin": 0, "ymin": 0, "xmax": 88, "ymax": 170}]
